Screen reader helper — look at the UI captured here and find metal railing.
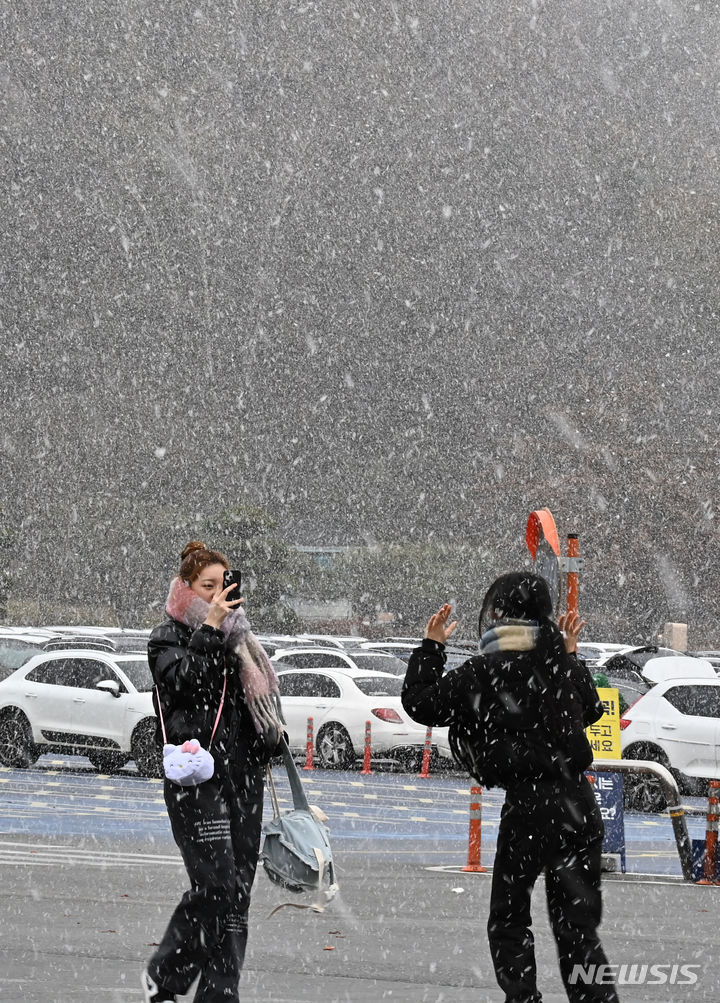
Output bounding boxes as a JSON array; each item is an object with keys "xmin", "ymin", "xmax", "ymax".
[{"xmin": 592, "ymin": 757, "xmax": 694, "ymax": 881}]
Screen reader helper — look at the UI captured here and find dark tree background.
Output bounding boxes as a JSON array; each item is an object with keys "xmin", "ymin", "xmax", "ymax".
[{"xmin": 2, "ymin": 2, "xmax": 720, "ymax": 644}]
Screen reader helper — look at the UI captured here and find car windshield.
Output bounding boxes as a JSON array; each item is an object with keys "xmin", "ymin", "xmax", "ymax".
[
  {"xmin": 353, "ymin": 675, "xmax": 404, "ymax": 697},
  {"xmin": 365, "ymin": 645, "xmax": 413, "ymax": 659},
  {"xmin": 0, "ymin": 639, "xmax": 45, "ymax": 675},
  {"xmin": 577, "ymin": 645, "xmax": 607, "ymax": 663},
  {"xmin": 444, "ymin": 653, "xmax": 469, "ymax": 671},
  {"xmin": 627, "ymin": 647, "xmax": 682, "ymax": 669},
  {"xmin": 350, "ymin": 654, "xmax": 408, "ymax": 675},
  {"xmin": 119, "ymin": 658, "xmax": 154, "ymax": 692}
]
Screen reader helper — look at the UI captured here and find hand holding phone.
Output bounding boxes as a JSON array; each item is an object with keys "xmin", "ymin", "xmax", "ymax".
[{"xmin": 222, "ymin": 569, "xmax": 243, "ymax": 603}]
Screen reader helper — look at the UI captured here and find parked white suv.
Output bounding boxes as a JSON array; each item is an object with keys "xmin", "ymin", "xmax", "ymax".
[
  {"xmin": 0, "ymin": 649, "xmax": 160, "ymax": 776},
  {"xmin": 620, "ymin": 674, "xmax": 720, "ymax": 810}
]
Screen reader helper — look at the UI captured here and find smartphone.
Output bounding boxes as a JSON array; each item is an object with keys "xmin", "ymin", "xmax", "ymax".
[{"xmin": 223, "ymin": 569, "xmax": 242, "ymax": 601}]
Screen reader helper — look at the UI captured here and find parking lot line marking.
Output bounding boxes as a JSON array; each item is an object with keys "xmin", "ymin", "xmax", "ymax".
[{"xmin": 0, "ymin": 838, "xmax": 180, "ymax": 858}]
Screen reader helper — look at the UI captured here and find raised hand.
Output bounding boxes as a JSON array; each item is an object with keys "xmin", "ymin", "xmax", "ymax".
[
  {"xmin": 425, "ymin": 603, "xmax": 459, "ymax": 644},
  {"xmin": 558, "ymin": 610, "xmax": 586, "ymax": 654}
]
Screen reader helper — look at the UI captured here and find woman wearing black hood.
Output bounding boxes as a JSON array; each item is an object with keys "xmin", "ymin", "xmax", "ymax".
[{"xmin": 402, "ymin": 573, "xmax": 619, "ymax": 1003}]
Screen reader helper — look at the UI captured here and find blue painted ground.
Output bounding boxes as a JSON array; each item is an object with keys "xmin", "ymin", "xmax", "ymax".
[{"xmin": 0, "ymin": 753, "xmax": 708, "ymax": 877}]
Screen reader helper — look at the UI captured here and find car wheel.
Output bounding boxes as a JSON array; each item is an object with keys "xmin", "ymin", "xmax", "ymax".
[
  {"xmin": 624, "ymin": 775, "xmax": 667, "ymax": 813},
  {"xmin": 395, "ymin": 748, "xmax": 423, "ymax": 773},
  {"xmin": 0, "ymin": 710, "xmax": 38, "ymax": 769},
  {"xmin": 675, "ymin": 773, "xmax": 707, "ymax": 797},
  {"xmin": 623, "ymin": 745, "xmax": 669, "ymax": 813},
  {"xmin": 87, "ymin": 751, "xmax": 128, "ymax": 774},
  {"xmin": 131, "ymin": 719, "xmax": 163, "ymax": 778},
  {"xmin": 316, "ymin": 723, "xmax": 355, "ymax": 769}
]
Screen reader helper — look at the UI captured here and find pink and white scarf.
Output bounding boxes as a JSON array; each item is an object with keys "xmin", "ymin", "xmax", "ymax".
[{"xmin": 166, "ymin": 576, "xmax": 283, "ymax": 737}]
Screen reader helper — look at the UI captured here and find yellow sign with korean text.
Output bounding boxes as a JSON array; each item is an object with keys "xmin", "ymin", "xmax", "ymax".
[{"xmin": 586, "ymin": 687, "xmax": 622, "ymax": 760}]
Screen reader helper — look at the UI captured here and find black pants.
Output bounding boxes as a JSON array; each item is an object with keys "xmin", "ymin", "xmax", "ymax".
[
  {"xmin": 148, "ymin": 764, "xmax": 264, "ymax": 1002},
  {"xmin": 487, "ymin": 775, "xmax": 619, "ymax": 1003}
]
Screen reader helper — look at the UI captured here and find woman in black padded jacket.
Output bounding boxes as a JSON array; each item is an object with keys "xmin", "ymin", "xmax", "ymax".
[{"xmin": 142, "ymin": 541, "xmax": 282, "ymax": 1003}]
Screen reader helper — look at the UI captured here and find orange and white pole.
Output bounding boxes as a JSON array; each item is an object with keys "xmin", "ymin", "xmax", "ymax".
[
  {"xmin": 361, "ymin": 720, "xmax": 373, "ymax": 775},
  {"xmin": 567, "ymin": 533, "xmax": 580, "ymax": 616},
  {"xmin": 461, "ymin": 786, "xmax": 487, "ymax": 873},
  {"xmin": 418, "ymin": 727, "xmax": 432, "ymax": 779},
  {"xmin": 303, "ymin": 717, "xmax": 315, "ymax": 771},
  {"xmin": 699, "ymin": 780, "xmax": 720, "ymax": 884}
]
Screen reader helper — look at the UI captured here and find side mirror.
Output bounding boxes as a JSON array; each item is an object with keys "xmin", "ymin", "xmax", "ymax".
[{"xmin": 96, "ymin": 679, "xmax": 121, "ymax": 698}]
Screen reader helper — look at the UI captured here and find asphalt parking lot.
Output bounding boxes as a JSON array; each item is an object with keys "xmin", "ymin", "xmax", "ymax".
[
  {"xmin": 0, "ymin": 758, "xmax": 716, "ymax": 1002},
  {"xmin": 0, "ymin": 830, "xmax": 718, "ymax": 1003},
  {"xmin": 0, "ymin": 754, "xmax": 709, "ymax": 874}
]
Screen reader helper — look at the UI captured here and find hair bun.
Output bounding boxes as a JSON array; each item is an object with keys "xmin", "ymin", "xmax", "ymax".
[{"xmin": 181, "ymin": 540, "xmax": 207, "ymax": 562}]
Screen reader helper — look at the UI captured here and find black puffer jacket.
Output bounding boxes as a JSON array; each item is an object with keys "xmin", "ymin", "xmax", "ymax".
[
  {"xmin": 148, "ymin": 618, "xmax": 274, "ymax": 774},
  {"xmin": 402, "ymin": 637, "xmax": 604, "ymax": 788}
]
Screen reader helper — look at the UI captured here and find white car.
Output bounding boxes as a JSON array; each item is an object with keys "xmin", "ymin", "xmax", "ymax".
[
  {"xmin": 0, "ymin": 628, "xmax": 62, "ymax": 681},
  {"xmin": 576, "ymin": 642, "xmax": 630, "ymax": 667},
  {"xmin": 358, "ymin": 641, "xmax": 417, "ymax": 659},
  {"xmin": 271, "ymin": 646, "xmax": 410, "ymax": 677},
  {"xmin": 359, "ymin": 641, "xmax": 473, "ymax": 674},
  {"xmin": 42, "ymin": 625, "xmax": 151, "ymax": 653},
  {"xmin": 620, "ymin": 675, "xmax": 720, "ymax": 809},
  {"xmin": 0, "ymin": 649, "xmax": 160, "ymax": 776},
  {"xmin": 295, "ymin": 634, "xmax": 363, "ymax": 649},
  {"xmin": 276, "ymin": 667, "xmax": 450, "ymax": 769}
]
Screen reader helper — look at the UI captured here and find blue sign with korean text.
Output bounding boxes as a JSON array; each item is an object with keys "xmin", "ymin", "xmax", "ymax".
[{"xmin": 586, "ymin": 770, "xmax": 625, "ymax": 872}]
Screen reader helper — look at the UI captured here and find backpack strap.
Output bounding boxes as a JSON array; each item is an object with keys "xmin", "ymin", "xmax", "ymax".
[
  {"xmin": 266, "ymin": 763, "xmax": 281, "ymax": 817},
  {"xmin": 278, "ymin": 736, "xmax": 312, "ymax": 812}
]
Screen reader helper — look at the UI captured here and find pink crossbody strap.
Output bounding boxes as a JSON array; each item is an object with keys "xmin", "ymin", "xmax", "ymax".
[{"xmin": 155, "ymin": 672, "xmax": 227, "ymax": 749}]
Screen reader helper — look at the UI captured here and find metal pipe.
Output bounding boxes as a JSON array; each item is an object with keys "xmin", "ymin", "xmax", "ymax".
[{"xmin": 592, "ymin": 757, "xmax": 694, "ymax": 881}]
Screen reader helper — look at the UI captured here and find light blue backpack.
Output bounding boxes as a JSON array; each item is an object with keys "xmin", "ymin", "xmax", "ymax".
[{"xmin": 261, "ymin": 739, "xmax": 338, "ymax": 913}]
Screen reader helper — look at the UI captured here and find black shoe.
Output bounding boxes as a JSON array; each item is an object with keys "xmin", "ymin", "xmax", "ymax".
[{"xmin": 141, "ymin": 969, "xmax": 177, "ymax": 1003}]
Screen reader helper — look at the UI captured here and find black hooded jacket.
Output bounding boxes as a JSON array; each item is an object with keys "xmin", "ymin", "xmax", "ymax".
[
  {"xmin": 402, "ymin": 635, "xmax": 604, "ymax": 788},
  {"xmin": 148, "ymin": 618, "xmax": 274, "ymax": 773}
]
